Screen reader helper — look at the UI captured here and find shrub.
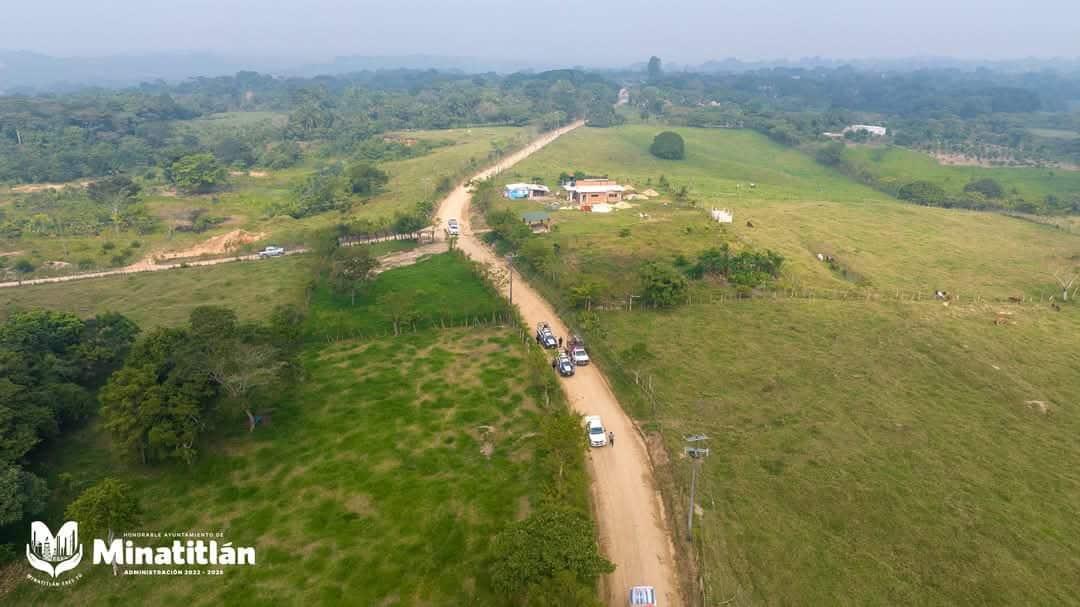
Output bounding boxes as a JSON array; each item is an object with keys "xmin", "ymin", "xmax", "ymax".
[
  {"xmin": 649, "ymin": 131, "xmax": 685, "ymax": 160},
  {"xmin": 897, "ymin": 180, "xmax": 947, "ymax": 206},
  {"xmin": 964, "ymin": 178, "xmax": 1004, "ymax": 199},
  {"xmin": 639, "ymin": 261, "xmax": 688, "ymax": 307}
]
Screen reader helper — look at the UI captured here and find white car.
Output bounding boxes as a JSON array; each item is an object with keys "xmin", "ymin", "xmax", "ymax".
[
  {"xmin": 585, "ymin": 415, "xmax": 607, "ymax": 447},
  {"xmin": 446, "ymin": 218, "xmax": 460, "ymax": 236},
  {"xmin": 258, "ymin": 246, "xmax": 285, "ymax": 258},
  {"xmin": 570, "ymin": 345, "xmax": 590, "ymax": 365},
  {"xmin": 629, "ymin": 585, "xmax": 657, "ymax": 606}
]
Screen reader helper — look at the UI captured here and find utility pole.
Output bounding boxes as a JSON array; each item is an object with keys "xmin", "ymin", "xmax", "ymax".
[{"xmin": 685, "ymin": 434, "xmax": 709, "ymax": 541}]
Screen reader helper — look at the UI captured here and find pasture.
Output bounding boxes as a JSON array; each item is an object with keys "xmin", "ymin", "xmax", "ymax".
[
  {"xmin": 498, "ymin": 126, "xmax": 1080, "ymax": 301},
  {"xmin": 844, "ymin": 144, "xmax": 1080, "ymax": 202},
  {"xmin": 500, "ymin": 125, "xmax": 1080, "ymax": 604},
  {"xmin": 9, "ymin": 254, "xmax": 570, "ymax": 606}
]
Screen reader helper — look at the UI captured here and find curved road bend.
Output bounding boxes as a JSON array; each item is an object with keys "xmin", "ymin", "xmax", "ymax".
[{"xmin": 437, "ymin": 121, "xmax": 683, "ymax": 607}]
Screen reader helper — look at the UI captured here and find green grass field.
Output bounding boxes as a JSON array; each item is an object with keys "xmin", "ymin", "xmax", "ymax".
[
  {"xmin": 8, "ymin": 253, "xmax": 571, "ymax": 606},
  {"xmin": 588, "ymin": 297, "xmax": 1080, "ymax": 606},
  {"xmin": 1, "ymin": 255, "xmax": 314, "ymax": 328},
  {"xmin": 844, "ymin": 145, "xmax": 1080, "ymax": 201},
  {"xmin": 500, "ymin": 126, "xmax": 1080, "ymax": 604},
  {"xmin": 499, "ymin": 126, "xmax": 1080, "ymax": 301}
]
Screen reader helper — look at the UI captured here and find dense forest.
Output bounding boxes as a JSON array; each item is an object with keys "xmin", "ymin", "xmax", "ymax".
[{"xmin": 0, "ymin": 69, "xmax": 620, "ymax": 184}]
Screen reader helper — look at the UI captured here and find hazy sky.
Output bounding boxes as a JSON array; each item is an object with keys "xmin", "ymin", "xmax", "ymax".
[{"xmin": 3, "ymin": 0, "xmax": 1079, "ymax": 64}]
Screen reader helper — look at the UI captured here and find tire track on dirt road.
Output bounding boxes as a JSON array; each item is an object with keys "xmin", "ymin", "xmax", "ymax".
[{"xmin": 437, "ymin": 121, "xmax": 684, "ymax": 607}]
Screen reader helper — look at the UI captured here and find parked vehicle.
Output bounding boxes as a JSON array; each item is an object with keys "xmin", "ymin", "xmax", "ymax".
[
  {"xmin": 569, "ymin": 344, "xmax": 590, "ymax": 365},
  {"xmin": 629, "ymin": 585, "xmax": 657, "ymax": 606},
  {"xmin": 535, "ymin": 322, "xmax": 558, "ymax": 349},
  {"xmin": 258, "ymin": 245, "xmax": 285, "ymax": 258},
  {"xmin": 446, "ymin": 218, "xmax": 460, "ymax": 236},
  {"xmin": 554, "ymin": 351, "xmax": 575, "ymax": 377},
  {"xmin": 584, "ymin": 415, "xmax": 607, "ymax": 447}
]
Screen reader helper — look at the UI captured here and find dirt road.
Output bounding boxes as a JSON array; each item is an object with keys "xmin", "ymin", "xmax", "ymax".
[
  {"xmin": 437, "ymin": 121, "xmax": 683, "ymax": 606},
  {"xmin": 0, "ymin": 248, "xmax": 307, "ymax": 289}
]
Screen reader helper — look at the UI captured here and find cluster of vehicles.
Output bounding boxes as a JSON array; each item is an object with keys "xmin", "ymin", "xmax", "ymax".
[
  {"xmin": 535, "ymin": 324, "xmax": 657, "ymax": 605},
  {"xmin": 536, "ymin": 322, "xmax": 590, "ymax": 378}
]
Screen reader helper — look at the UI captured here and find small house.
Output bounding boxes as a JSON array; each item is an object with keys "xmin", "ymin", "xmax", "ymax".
[
  {"xmin": 844, "ymin": 124, "xmax": 887, "ymax": 137},
  {"xmin": 562, "ymin": 178, "xmax": 625, "ymax": 206},
  {"xmin": 504, "ymin": 183, "xmax": 551, "ymax": 200}
]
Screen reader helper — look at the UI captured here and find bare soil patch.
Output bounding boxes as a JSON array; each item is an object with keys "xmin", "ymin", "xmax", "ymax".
[
  {"xmin": 155, "ymin": 229, "xmax": 266, "ymax": 261},
  {"xmin": 10, "ymin": 180, "xmax": 93, "ymax": 193}
]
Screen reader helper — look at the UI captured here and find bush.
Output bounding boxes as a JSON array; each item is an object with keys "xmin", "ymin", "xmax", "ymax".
[
  {"xmin": 897, "ymin": 180, "xmax": 947, "ymax": 206},
  {"xmin": 639, "ymin": 261, "xmax": 688, "ymax": 307},
  {"xmin": 649, "ymin": 131, "xmax": 685, "ymax": 160},
  {"xmin": 490, "ymin": 508, "xmax": 613, "ymax": 599},
  {"xmin": 964, "ymin": 178, "xmax": 1004, "ymax": 199}
]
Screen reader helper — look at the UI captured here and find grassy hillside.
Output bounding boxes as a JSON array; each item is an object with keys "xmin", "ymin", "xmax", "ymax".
[
  {"xmin": 498, "ymin": 126, "xmax": 1080, "ymax": 300},
  {"xmin": 591, "ymin": 299, "xmax": 1080, "ymax": 606},
  {"xmin": 8, "ymin": 253, "xmax": 581, "ymax": 606},
  {"xmin": 0, "ymin": 255, "xmax": 313, "ymax": 327},
  {"xmin": 844, "ymin": 145, "xmax": 1080, "ymax": 202},
  {"xmin": 500, "ymin": 126, "xmax": 1080, "ymax": 604}
]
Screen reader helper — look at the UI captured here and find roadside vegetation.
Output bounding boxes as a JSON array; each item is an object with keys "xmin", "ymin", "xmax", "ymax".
[{"xmin": 2, "ymin": 252, "xmax": 606, "ymax": 606}]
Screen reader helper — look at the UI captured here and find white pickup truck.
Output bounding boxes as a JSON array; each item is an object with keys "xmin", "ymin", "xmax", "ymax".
[
  {"xmin": 258, "ymin": 246, "xmax": 285, "ymax": 258},
  {"xmin": 629, "ymin": 586, "xmax": 657, "ymax": 606},
  {"xmin": 584, "ymin": 415, "xmax": 607, "ymax": 447}
]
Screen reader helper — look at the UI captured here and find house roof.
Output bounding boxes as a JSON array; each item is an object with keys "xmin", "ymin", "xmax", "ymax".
[
  {"xmin": 563, "ymin": 184, "xmax": 625, "ymax": 193},
  {"xmin": 521, "ymin": 211, "xmax": 551, "ymax": 223},
  {"xmin": 505, "ymin": 182, "xmax": 551, "ymax": 192}
]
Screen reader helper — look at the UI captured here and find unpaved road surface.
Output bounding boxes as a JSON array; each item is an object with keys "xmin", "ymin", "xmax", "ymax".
[
  {"xmin": 438, "ymin": 121, "xmax": 683, "ymax": 607},
  {"xmin": 0, "ymin": 248, "xmax": 308, "ymax": 289}
]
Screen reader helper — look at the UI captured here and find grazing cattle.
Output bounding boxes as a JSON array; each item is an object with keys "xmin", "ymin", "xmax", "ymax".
[
  {"xmin": 934, "ymin": 290, "xmax": 950, "ymax": 300},
  {"xmin": 746, "ymin": 220, "xmax": 755, "ymax": 228},
  {"xmin": 1008, "ymin": 296, "xmax": 1023, "ymax": 303}
]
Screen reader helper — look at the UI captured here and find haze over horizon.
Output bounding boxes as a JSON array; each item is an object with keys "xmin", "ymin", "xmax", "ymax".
[{"xmin": 3, "ymin": 0, "xmax": 1079, "ymax": 65}]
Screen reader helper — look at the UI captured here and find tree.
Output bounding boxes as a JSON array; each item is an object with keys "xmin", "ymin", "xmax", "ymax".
[
  {"xmin": 816, "ymin": 142, "xmax": 847, "ymax": 167},
  {"xmin": 639, "ymin": 262, "xmax": 688, "ymax": 307},
  {"xmin": 1051, "ymin": 267, "xmax": 1078, "ymax": 302},
  {"xmin": 964, "ymin": 178, "xmax": 1004, "ymax": 199},
  {"xmin": 0, "ymin": 465, "xmax": 47, "ymax": 527},
  {"xmin": 100, "ymin": 363, "xmax": 203, "ymax": 464},
  {"xmin": 491, "ymin": 508, "xmax": 613, "ymax": 599},
  {"xmin": 345, "ymin": 161, "xmax": 389, "ymax": 196},
  {"xmin": 206, "ymin": 341, "xmax": 284, "ymax": 432},
  {"xmin": 213, "ymin": 138, "xmax": 255, "ymax": 168},
  {"xmin": 649, "ymin": 131, "xmax": 685, "ymax": 160},
  {"xmin": 13, "ymin": 258, "xmax": 34, "ymax": 282},
  {"xmin": 88, "ymin": 175, "xmax": 142, "ymax": 236},
  {"xmin": 647, "ymin": 56, "xmax": 663, "ymax": 83},
  {"xmin": 331, "ymin": 247, "xmax": 379, "ymax": 305},
  {"xmin": 171, "ymin": 153, "xmax": 227, "ymax": 194},
  {"xmin": 65, "ymin": 478, "xmax": 140, "ymax": 575}
]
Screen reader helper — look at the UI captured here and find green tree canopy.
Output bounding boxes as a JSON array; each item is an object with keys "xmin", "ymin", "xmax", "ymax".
[
  {"xmin": 171, "ymin": 153, "xmax": 227, "ymax": 194},
  {"xmin": 897, "ymin": 180, "xmax": 948, "ymax": 206},
  {"xmin": 639, "ymin": 261, "xmax": 688, "ymax": 307},
  {"xmin": 490, "ymin": 507, "xmax": 613, "ymax": 599},
  {"xmin": 649, "ymin": 131, "xmax": 685, "ymax": 160},
  {"xmin": 345, "ymin": 161, "xmax": 389, "ymax": 196},
  {"xmin": 964, "ymin": 178, "xmax": 1005, "ymax": 199}
]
